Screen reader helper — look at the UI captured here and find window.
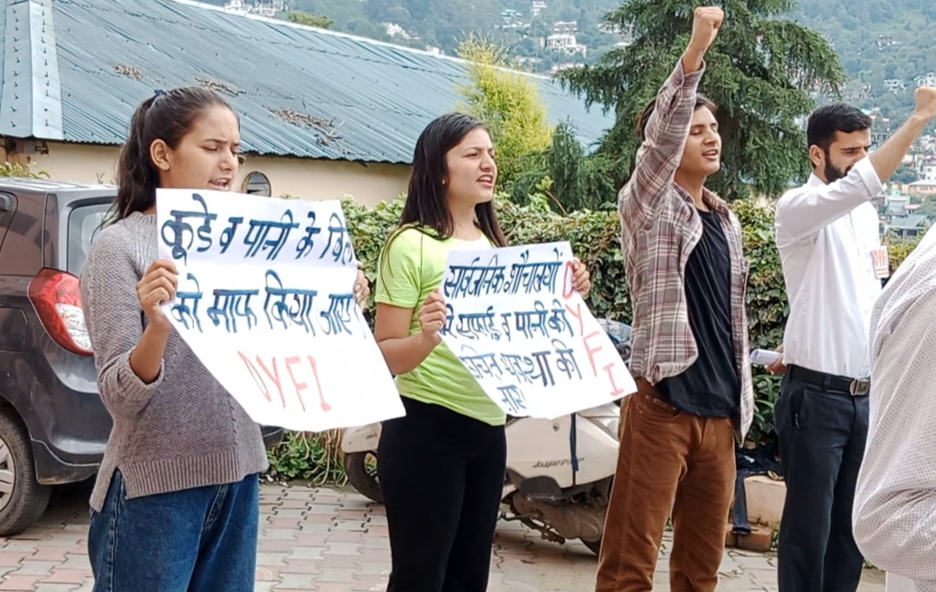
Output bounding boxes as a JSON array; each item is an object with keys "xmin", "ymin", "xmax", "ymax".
[
  {"xmin": 243, "ymin": 171, "xmax": 272, "ymax": 197},
  {"xmin": 67, "ymin": 203, "xmax": 111, "ymax": 274}
]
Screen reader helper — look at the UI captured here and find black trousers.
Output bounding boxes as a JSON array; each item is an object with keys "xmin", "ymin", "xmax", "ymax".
[
  {"xmin": 775, "ymin": 369, "xmax": 868, "ymax": 592},
  {"xmin": 378, "ymin": 397, "xmax": 507, "ymax": 592}
]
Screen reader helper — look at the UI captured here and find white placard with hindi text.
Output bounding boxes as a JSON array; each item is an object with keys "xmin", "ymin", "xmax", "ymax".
[
  {"xmin": 156, "ymin": 189, "xmax": 404, "ymax": 432},
  {"xmin": 441, "ymin": 241, "xmax": 636, "ymax": 419}
]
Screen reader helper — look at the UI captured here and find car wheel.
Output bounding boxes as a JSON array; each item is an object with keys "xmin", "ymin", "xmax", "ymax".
[
  {"xmin": 345, "ymin": 451, "xmax": 383, "ymax": 504},
  {"xmin": 0, "ymin": 407, "xmax": 52, "ymax": 536}
]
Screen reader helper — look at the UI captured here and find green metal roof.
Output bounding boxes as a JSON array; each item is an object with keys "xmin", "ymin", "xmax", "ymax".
[
  {"xmin": 888, "ymin": 214, "xmax": 931, "ymax": 230},
  {"xmin": 0, "ymin": 0, "xmax": 612, "ymax": 164}
]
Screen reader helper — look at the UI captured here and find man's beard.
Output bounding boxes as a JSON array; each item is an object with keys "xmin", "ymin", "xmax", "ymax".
[{"xmin": 823, "ymin": 151, "xmax": 849, "ymax": 183}]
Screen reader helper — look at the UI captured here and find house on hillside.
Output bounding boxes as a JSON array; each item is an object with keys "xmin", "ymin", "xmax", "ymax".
[
  {"xmin": 883, "ymin": 79, "xmax": 905, "ymax": 93},
  {"xmin": 886, "ymin": 196, "xmax": 909, "ymax": 218},
  {"xmin": 0, "ymin": 0, "xmax": 610, "ymax": 206},
  {"xmin": 222, "ymin": 0, "xmax": 284, "ymax": 18},
  {"xmin": 916, "ymin": 73, "xmax": 936, "ymax": 87},
  {"xmin": 867, "ymin": 111, "xmax": 893, "ymax": 145},
  {"xmin": 886, "ymin": 213, "xmax": 931, "ymax": 240},
  {"xmin": 546, "ymin": 34, "xmax": 587, "ymax": 56},
  {"xmin": 500, "ymin": 9, "xmax": 524, "ymax": 29},
  {"xmin": 908, "ymin": 180, "xmax": 936, "ymax": 198},
  {"xmin": 552, "ymin": 21, "xmax": 578, "ymax": 35},
  {"xmin": 919, "ymin": 156, "xmax": 936, "ymax": 181}
]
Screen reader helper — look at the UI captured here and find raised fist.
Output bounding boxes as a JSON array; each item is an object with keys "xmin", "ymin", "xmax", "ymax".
[
  {"xmin": 689, "ymin": 6, "xmax": 725, "ymax": 52},
  {"xmin": 914, "ymin": 86, "xmax": 936, "ymax": 121}
]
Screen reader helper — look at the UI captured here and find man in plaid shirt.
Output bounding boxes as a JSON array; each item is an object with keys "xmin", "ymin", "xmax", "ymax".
[{"xmin": 595, "ymin": 7, "xmax": 754, "ymax": 592}]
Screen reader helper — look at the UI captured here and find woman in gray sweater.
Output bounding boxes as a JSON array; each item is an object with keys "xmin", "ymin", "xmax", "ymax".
[{"xmin": 80, "ymin": 87, "xmax": 267, "ymax": 592}]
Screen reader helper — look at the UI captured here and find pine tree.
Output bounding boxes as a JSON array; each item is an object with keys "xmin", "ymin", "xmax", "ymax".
[{"xmin": 558, "ymin": 0, "xmax": 846, "ymax": 200}]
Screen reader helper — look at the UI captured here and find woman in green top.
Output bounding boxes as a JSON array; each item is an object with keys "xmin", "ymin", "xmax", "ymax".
[{"xmin": 374, "ymin": 113, "xmax": 592, "ymax": 592}]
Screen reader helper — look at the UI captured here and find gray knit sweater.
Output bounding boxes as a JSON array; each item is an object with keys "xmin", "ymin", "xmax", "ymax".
[{"xmin": 80, "ymin": 212, "xmax": 268, "ymax": 512}]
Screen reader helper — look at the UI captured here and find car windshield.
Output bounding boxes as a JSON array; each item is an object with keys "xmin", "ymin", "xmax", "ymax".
[{"xmin": 67, "ymin": 203, "xmax": 112, "ymax": 275}]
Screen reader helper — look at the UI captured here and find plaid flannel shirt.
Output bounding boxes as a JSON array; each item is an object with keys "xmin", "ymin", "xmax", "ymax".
[{"xmin": 618, "ymin": 59, "xmax": 753, "ymax": 440}]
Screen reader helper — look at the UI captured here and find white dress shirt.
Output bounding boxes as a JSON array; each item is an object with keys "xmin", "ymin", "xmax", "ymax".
[
  {"xmin": 853, "ymin": 223, "xmax": 936, "ymax": 592},
  {"xmin": 775, "ymin": 157, "xmax": 884, "ymax": 378}
]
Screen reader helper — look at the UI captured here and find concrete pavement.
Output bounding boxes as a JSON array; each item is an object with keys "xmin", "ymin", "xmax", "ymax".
[{"xmin": 0, "ymin": 481, "xmax": 885, "ymax": 591}]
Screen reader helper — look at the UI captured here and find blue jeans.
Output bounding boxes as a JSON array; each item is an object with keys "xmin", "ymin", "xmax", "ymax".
[{"xmin": 88, "ymin": 470, "xmax": 259, "ymax": 592}]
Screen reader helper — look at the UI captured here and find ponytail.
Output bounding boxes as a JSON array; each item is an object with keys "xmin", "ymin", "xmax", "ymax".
[{"xmin": 114, "ymin": 96, "xmax": 159, "ymax": 222}]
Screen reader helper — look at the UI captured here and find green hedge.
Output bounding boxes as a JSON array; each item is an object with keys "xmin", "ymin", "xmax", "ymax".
[
  {"xmin": 266, "ymin": 195, "xmax": 921, "ymax": 481},
  {"xmin": 344, "ymin": 195, "xmax": 784, "ymax": 439},
  {"xmin": 344, "ymin": 193, "xmax": 631, "ymax": 321}
]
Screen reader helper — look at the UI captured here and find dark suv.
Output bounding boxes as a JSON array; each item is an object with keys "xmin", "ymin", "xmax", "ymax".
[{"xmin": 0, "ymin": 178, "xmax": 283, "ymax": 535}]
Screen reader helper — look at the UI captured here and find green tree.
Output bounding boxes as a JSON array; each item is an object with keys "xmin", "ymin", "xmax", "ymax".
[
  {"xmin": 291, "ymin": 0, "xmax": 367, "ymax": 27},
  {"xmin": 868, "ymin": 62, "xmax": 887, "ymax": 95},
  {"xmin": 557, "ymin": 0, "xmax": 846, "ymax": 201},
  {"xmin": 916, "ymin": 197, "xmax": 936, "ymax": 220},
  {"xmin": 456, "ymin": 35, "xmax": 552, "ymax": 188},
  {"xmin": 509, "ymin": 122, "xmax": 619, "ymax": 213},
  {"xmin": 894, "ymin": 164, "xmax": 919, "ymax": 184},
  {"xmin": 287, "ymin": 10, "xmax": 335, "ymax": 29},
  {"xmin": 877, "ymin": 93, "xmax": 904, "ymax": 118},
  {"xmin": 433, "ymin": 0, "xmax": 500, "ymax": 54}
]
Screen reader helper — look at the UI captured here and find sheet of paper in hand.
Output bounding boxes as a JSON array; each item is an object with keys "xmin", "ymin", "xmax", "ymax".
[
  {"xmin": 441, "ymin": 241, "xmax": 636, "ymax": 419},
  {"xmin": 156, "ymin": 189, "xmax": 404, "ymax": 431}
]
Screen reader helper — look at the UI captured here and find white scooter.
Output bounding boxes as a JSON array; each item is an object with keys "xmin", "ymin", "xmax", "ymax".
[{"xmin": 341, "ymin": 320, "xmax": 631, "ymax": 555}]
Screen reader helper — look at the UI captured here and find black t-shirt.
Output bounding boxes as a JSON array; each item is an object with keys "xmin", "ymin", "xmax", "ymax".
[{"xmin": 656, "ymin": 208, "xmax": 739, "ymax": 417}]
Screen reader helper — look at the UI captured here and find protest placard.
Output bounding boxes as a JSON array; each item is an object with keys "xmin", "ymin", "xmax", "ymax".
[
  {"xmin": 156, "ymin": 189, "xmax": 405, "ymax": 431},
  {"xmin": 441, "ymin": 241, "xmax": 636, "ymax": 419}
]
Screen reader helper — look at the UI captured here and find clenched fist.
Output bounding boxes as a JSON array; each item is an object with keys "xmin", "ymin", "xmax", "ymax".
[
  {"xmin": 689, "ymin": 6, "xmax": 725, "ymax": 53},
  {"xmin": 136, "ymin": 259, "xmax": 178, "ymax": 330},
  {"xmin": 353, "ymin": 268, "xmax": 370, "ymax": 309},
  {"xmin": 418, "ymin": 288, "xmax": 447, "ymax": 346},
  {"xmin": 914, "ymin": 86, "xmax": 936, "ymax": 121}
]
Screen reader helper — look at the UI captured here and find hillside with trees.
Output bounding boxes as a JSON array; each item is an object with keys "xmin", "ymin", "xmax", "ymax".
[
  {"xmin": 790, "ymin": 0, "xmax": 936, "ymax": 122},
  {"xmin": 205, "ymin": 0, "xmax": 936, "ymax": 147},
  {"xmin": 208, "ymin": 1, "xmax": 934, "ymax": 108},
  {"xmin": 206, "ymin": 0, "xmax": 625, "ymax": 72}
]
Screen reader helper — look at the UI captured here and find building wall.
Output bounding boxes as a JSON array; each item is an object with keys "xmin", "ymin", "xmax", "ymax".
[
  {"xmin": 9, "ymin": 141, "xmax": 410, "ymax": 207},
  {"xmin": 923, "ymin": 163, "xmax": 936, "ymax": 181},
  {"xmin": 908, "ymin": 183, "xmax": 936, "ymax": 197}
]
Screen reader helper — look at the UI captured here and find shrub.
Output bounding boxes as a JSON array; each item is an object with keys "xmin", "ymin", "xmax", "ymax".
[
  {"xmin": 265, "ymin": 430, "xmax": 346, "ymax": 485},
  {"xmin": 0, "ymin": 161, "xmax": 48, "ymax": 178},
  {"xmin": 887, "ymin": 235, "xmax": 923, "ymax": 271}
]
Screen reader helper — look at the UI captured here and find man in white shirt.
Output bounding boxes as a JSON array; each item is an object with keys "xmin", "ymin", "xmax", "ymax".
[
  {"xmin": 773, "ymin": 86, "xmax": 936, "ymax": 592},
  {"xmin": 854, "ymin": 214, "xmax": 936, "ymax": 592}
]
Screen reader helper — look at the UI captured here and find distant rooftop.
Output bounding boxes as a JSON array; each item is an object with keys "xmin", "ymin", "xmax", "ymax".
[{"xmin": 889, "ymin": 214, "xmax": 930, "ymax": 230}]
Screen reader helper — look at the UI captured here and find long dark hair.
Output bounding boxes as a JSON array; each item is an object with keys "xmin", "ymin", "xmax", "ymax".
[
  {"xmin": 396, "ymin": 112, "xmax": 508, "ymax": 248},
  {"xmin": 113, "ymin": 86, "xmax": 235, "ymax": 222}
]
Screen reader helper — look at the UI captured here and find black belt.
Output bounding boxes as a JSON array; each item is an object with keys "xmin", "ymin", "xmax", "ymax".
[{"xmin": 789, "ymin": 365, "xmax": 870, "ymax": 396}]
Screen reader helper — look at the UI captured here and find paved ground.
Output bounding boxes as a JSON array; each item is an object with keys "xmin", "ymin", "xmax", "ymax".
[{"xmin": 0, "ymin": 481, "xmax": 885, "ymax": 591}]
